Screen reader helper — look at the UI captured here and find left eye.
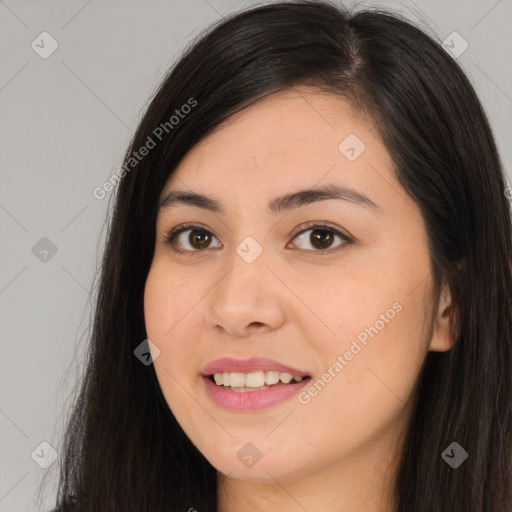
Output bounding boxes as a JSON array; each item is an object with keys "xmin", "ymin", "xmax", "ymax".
[
  {"xmin": 167, "ymin": 223, "xmax": 351, "ymax": 253},
  {"xmin": 291, "ymin": 226, "xmax": 350, "ymax": 252}
]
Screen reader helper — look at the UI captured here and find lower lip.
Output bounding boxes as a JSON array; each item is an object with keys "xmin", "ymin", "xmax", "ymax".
[{"xmin": 202, "ymin": 375, "xmax": 310, "ymax": 411}]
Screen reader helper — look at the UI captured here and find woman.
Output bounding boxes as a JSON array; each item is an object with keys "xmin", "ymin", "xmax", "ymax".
[{"xmin": 41, "ymin": 1, "xmax": 512, "ymax": 510}]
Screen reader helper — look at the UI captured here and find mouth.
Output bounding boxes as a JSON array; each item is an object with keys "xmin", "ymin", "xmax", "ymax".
[
  {"xmin": 200, "ymin": 357, "xmax": 312, "ymax": 409},
  {"xmin": 207, "ymin": 370, "xmax": 311, "ymax": 392}
]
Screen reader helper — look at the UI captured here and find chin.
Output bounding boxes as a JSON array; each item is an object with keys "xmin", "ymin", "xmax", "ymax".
[{"xmin": 197, "ymin": 435, "xmax": 311, "ymax": 483}]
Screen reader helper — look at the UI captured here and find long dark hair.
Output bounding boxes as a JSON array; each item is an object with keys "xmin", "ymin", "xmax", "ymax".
[{"xmin": 39, "ymin": 1, "xmax": 512, "ymax": 510}]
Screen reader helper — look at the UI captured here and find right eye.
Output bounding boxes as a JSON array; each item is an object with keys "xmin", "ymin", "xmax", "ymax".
[{"xmin": 166, "ymin": 223, "xmax": 222, "ymax": 252}]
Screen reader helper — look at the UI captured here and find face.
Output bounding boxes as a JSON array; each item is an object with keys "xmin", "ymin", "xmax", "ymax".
[{"xmin": 143, "ymin": 86, "xmax": 452, "ymax": 485}]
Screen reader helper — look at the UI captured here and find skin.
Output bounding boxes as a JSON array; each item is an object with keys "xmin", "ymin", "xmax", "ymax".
[{"xmin": 143, "ymin": 86, "xmax": 454, "ymax": 512}]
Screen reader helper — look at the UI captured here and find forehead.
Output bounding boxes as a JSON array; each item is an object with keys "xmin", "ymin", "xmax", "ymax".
[
  {"xmin": 155, "ymin": 86, "xmax": 421, "ymax": 228},
  {"xmin": 198, "ymin": 88, "xmax": 372, "ymax": 153},
  {"xmin": 164, "ymin": 87, "xmax": 389, "ymax": 187}
]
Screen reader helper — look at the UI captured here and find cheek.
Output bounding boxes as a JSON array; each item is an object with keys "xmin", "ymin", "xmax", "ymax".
[
  {"xmin": 144, "ymin": 265, "xmax": 168, "ymax": 339},
  {"xmin": 143, "ymin": 264, "xmax": 204, "ymax": 393},
  {"xmin": 143, "ymin": 263, "xmax": 198, "ymax": 340},
  {"xmin": 293, "ymin": 320, "xmax": 425, "ymax": 468},
  {"xmin": 300, "ymin": 265, "xmax": 430, "ymax": 418},
  {"xmin": 144, "ymin": 267, "xmax": 184, "ymax": 395}
]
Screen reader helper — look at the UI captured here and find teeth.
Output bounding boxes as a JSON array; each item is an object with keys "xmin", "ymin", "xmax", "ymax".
[
  {"xmin": 229, "ymin": 372, "xmax": 245, "ymax": 387},
  {"xmin": 211, "ymin": 371, "xmax": 306, "ymax": 388},
  {"xmin": 280, "ymin": 373, "xmax": 292, "ymax": 384},
  {"xmin": 245, "ymin": 370, "xmax": 265, "ymax": 387},
  {"xmin": 265, "ymin": 370, "xmax": 280, "ymax": 385}
]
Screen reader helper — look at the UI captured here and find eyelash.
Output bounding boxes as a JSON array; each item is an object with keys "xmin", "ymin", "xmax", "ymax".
[{"xmin": 165, "ymin": 221, "xmax": 353, "ymax": 255}]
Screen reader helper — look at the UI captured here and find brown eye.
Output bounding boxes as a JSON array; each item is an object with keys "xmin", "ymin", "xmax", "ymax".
[
  {"xmin": 187, "ymin": 229, "xmax": 211, "ymax": 249},
  {"xmin": 310, "ymin": 229, "xmax": 335, "ymax": 250},
  {"xmin": 168, "ymin": 226, "xmax": 222, "ymax": 252},
  {"xmin": 167, "ymin": 222, "xmax": 351, "ymax": 254},
  {"xmin": 291, "ymin": 225, "xmax": 350, "ymax": 253}
]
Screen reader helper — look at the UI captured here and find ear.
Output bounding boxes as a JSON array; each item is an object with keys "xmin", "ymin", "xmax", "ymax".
[{"xmin": 428, "ymin": 281, "xmax": 455, "ymax": 352}]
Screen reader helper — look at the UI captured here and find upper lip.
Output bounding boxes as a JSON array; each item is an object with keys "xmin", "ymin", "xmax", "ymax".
[{"xmin": 201, "ymin": 357, "xmax": 311, "ymax": 377}]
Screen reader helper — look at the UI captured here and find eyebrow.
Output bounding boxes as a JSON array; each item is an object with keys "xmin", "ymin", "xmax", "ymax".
[{"xmin": 158, "ymin": 183, "xmax": 381, "ymax": 216}]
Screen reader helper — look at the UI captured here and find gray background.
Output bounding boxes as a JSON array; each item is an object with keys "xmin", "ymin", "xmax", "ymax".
[{"xmin": 0, "ymin": 0, "xmax": 510, "ymax": 510}]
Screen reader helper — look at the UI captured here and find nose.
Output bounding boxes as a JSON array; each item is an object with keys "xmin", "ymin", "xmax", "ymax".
[{"xmin": 204, "ymin": 248, "xmax": 286, "ymax": 338}]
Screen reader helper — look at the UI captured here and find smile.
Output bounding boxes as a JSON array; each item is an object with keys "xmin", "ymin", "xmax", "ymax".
[
  {"xmin": 201, "ymin": 356, "xmax": 312, "ymax": 410},
  {"xmin": 212, "ymin": 370, "xmax": 307, "ymax": 390}
]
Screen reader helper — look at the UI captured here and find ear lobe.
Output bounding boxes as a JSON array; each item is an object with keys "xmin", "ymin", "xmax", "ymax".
[{"xmin": 428, "ymin": 281, "xmax": 455, "ymax": 352}]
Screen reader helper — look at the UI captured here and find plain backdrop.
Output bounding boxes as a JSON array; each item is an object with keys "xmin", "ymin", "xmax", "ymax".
[{"xmin": 0, "ymin": 0, "xmax": 511, "ymax": 510}]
